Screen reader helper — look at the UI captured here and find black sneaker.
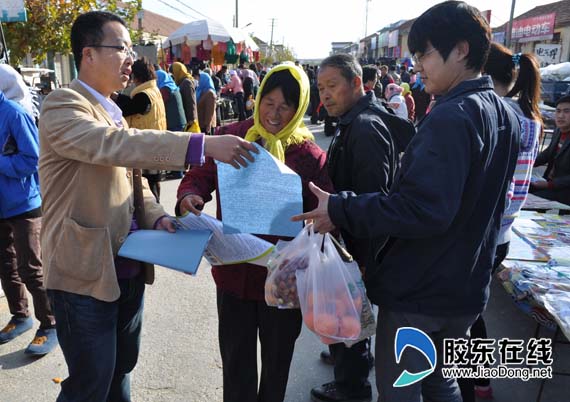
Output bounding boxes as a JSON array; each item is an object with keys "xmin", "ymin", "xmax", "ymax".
[{"xmin": 310, "ymin": 381, "xmax": 372, "ymax": 402}]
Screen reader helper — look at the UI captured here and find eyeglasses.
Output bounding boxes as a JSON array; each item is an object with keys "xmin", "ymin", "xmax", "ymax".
[
  {"xmin": 412, "ymin": 47, "xmax": 437, "ymax": 65},
  {"xmin": 85, "ymin": 44, "xmax": 137, "ymax": 59}
]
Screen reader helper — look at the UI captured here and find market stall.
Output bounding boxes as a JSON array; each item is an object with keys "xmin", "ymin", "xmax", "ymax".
[{"xmin": 161, "ymin": 18, "xmax": 260, "ymax": 68}]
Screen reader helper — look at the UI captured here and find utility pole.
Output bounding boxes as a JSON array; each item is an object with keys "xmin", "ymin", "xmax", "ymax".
[
  {"xmin": 505, "ymin": 0, "xmax": 516, "ymax": 48},
  {"xmin": 270, "ymin": 18, "xmax": 276, "ymax": 54},
  {"xmin": 235, "ymin": 0, "xmax": 239, "ymax": 28},
  {"xmin": 0, "ymin": 22, "xmax": 9, "ymax": 64},
  {"xmin": 365, "ymin": 0, "xmax": 372, "ymax": 37}
]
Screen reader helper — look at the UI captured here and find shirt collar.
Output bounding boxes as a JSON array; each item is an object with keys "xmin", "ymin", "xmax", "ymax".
[
  {"xmin": 339, "ymin": 91, "xmax": 377, "ymax": 125},
  {"xmin": 434, "ymin": 76, "xmax": 494, "ymax": 107},
  {"xmin": 77, "ymin": 79, "xmax": 124, "ymax": 127}
]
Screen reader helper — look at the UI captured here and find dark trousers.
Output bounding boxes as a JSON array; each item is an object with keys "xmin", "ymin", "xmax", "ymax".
[
  {"xmin": 375, "ymin": 310, "xmax": 477, "ymax": 402},
  {"xmin": 458, "ymin": 241, "xmax": 510, "ymax": 402},
  {"xmin": 329, "ymin": 339, "xmax": 371, "ymax": 391},
  {"xmin": 142, "ymin": 173, "xmax": 161, "ymax": 203},
  {"xmin": 0, "ymin": 217, "xmax": 54, "ymax": 328},
  {"xmin": 234, "ymin": 92, "xmax": 246, "ymax": 121},
  {"xmin": 48, "ymin": 275, "xmax": 145, "ymax": 402},
  {"xmin": 217, "ymin": 289, "xmax": 302, "ymax": 402}
]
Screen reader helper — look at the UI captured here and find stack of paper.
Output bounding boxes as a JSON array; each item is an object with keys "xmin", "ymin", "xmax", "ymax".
[{"xmin": 216, "ymin": 143, "xmax": 303, "ymax": 237}]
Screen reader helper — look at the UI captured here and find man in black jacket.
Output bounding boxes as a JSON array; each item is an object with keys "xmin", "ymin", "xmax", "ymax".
[
  {"xmin": 294, "ymin": 2, "xmax": 520, "ymax": 401},
  {"xmin": 310, "ymin": 54, "xmax": 398, "ymax": 402},
  {"xmin": 530, "ymin": 95, "xmax": 570, "ymax": 204}
]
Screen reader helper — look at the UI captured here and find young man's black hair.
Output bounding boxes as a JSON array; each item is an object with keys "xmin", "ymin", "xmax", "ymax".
[
  {"xmin": 70, "ymin": 11, "xmax": 127, "ymax": 71},
  {"xmin": 408, "ymin": 0, "xmax": 491, "ymax": 71},
  {"xmin": 556, "ymin": 95, "xmax": 570, "ymax": 106},
  {"xmin": 362, "ymin": 65, "xmax": 379, "ymax": 84}
]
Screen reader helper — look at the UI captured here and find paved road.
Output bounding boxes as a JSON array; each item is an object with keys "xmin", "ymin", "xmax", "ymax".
[{"xmin": 0, "ymin": 120, "xmax": 567, "ymax": 401}]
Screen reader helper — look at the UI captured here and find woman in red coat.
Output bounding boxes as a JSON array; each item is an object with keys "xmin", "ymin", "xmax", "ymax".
[{"xmin": 177, "ymin": 63, "xmax": 333, "ymax": 402}]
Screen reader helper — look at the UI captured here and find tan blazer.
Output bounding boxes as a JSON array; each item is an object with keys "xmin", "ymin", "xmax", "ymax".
[{"xmin": 39, "ymin": 80, "xmax": 192, "ymax": 302}]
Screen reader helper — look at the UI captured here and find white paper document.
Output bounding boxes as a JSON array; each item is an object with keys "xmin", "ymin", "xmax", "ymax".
[
  {"xmin": 216, "ymin": 143, "xmax": 303, "ymax": 237},
  {"xmin": 177, "ymin": 212, "xmax": 275, "ymax": 266}
]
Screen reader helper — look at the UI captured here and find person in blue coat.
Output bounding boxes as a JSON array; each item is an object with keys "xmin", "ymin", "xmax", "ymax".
[{"xmin": 0, "ymin": 89, "xmax": 58, "ymax": 355}]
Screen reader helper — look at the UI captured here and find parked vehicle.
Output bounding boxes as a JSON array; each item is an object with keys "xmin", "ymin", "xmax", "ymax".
[{"xmin": 541, "ymin": 80, "xmax": 570, "ymax": 106}]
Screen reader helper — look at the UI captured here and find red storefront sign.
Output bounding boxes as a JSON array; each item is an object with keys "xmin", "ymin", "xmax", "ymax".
[{"xmin": 511, "ymin": 13, "xmax": 556, "ymax": 43}]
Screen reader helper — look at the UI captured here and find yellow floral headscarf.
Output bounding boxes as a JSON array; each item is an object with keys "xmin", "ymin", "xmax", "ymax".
[
  {"xmin": 244, "ymin": 62, "xmax": 314, "ymax": 162},
  {"xmin": 401, "ymin": 82, "xmax": 411, "ymax": 97},
  {"xmin": 171, "ymin": 62, "xmax": 193, "ymax": 86}
]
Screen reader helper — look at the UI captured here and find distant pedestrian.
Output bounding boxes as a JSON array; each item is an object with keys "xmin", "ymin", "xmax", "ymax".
[
  {"xmin": 379, "ymin": 65, "xmax": 394, "ymax": 97},
  {"xmin": 172, "ymin": 62, "xmax": 199, "ymax": 131},
  {"xmin": 400, "ymin": 83, "xmax": 415, "ymax": 121},
  {"xmin": 193, "ymin": 68, "xmax": 217, "ymax": 135},
  {"xmin": 0, "ymin": 88, "xmax": 58, "ymax": 356},
  {"xmin": 225, "ymin": 70, "xmax": 246, "ymax": 121},
  {"xmin": 385, "ymin": 83, "xmax": 408, "ymax": 119}
]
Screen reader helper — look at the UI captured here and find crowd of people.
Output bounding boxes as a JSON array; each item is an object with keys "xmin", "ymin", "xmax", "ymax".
[{"xmin": 2, "ymin": 1, "xmax": 570, "ymax": 402}]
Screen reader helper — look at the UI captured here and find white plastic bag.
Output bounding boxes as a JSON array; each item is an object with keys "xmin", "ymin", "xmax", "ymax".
[
  {"xmin": 296, "ymin": 234, "xmax": 363, "ymax": 343},
  {"xmin": 264, "ymin": 225, "xmax": 322, "ymax": 309}
]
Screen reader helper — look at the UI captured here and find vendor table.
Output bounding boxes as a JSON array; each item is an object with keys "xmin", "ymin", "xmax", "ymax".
[
  {"xmin": 522, "ymin": 193, "xmax": 570, "ymax": 214},
  {"xmin": 499, "ymin": 211, "xmax": 570, "ymax": 401}
]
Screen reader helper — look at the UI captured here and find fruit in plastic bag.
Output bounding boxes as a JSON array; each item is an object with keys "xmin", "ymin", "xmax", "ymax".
[
  {"xmin": 338, "ymin": 316, "xmax": 361, "ymax": 338},
  {"xmin": 296, "ymin": 234, "xmax": 365, "ymax": 344},
  {"xmin": 264, "ymin": 225, "xmax": 320, "ymax": 309},
  {"xmin": 303, "ymin": 311, "xmax": 315, "ymax": 331},
  {"xmin": 315, "ymin": 313, "xmax": 340, "ymax": 337}
]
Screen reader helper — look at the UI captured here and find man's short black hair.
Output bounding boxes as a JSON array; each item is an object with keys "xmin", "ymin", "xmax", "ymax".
[
  {"xmin": 132, "ymin": 57, "xmax": 156, "ymax": 83},
  {"xmin": 362, "ymin": 65, "xmax": 378, "ymax": 83},
  {"xmin": 71, "ymin": 11, "xmax": 127, "ymax": 71},
  {"xmin": 408, "ymin": 1, "xmax": 491, "ymax": 72},
  {"xmin": 556, "ymin": 95, "xmax": 570, "ymax": 107},
  {"xmin": 319, "ymin": 54, "xmax": 362, "ymax": 84}
]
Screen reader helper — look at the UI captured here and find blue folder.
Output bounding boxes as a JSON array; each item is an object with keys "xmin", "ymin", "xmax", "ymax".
[{"xmin": 118, "ymin": 229, "xmax": 213, "ymax": 275}]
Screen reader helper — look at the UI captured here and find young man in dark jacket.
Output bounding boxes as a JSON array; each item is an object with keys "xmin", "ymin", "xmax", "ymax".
[
  {"xmin": 311, "ymin": 54, "xmax": 398, "ymax": 402},
  {"xmin": 294, "ymin": 2, "xmax": 520, "ymax": 401}
]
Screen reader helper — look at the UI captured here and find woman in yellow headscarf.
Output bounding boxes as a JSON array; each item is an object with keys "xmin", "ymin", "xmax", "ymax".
[
  {"xmin": 170, "ymin": 62, "xmax": 199, "ymax": 131},
  {"xmin": 400, "ymin": 82, "xmax": 416, "ymax": 121},
  {"xmin": 176, "ymin": 63, "xmax": 334, "ymax": 402}
]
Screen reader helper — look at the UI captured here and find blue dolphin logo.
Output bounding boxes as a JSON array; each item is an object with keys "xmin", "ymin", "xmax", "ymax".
[{"xmin": 393, "ymin": 327, "xmax": 437, "ymax": 387}]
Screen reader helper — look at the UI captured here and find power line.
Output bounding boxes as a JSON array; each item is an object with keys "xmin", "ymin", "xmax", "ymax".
[
  {"xmin": 171, "ymin": 0, "xmax": 214, "ymax": 21},
  {"xmin": 153, "ymin": 0, "xmax": 201, "ymax": 20}
]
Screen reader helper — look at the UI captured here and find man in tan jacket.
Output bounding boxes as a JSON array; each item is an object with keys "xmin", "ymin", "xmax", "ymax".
[{"xmin": 39, "ymin": 11, "xmax": 256, "ymax": 402}]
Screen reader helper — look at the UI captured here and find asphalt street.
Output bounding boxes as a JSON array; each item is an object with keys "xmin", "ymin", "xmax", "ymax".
[{"xmin": 0, "ymin": 119, "xmax": 567, "ymax": 402}]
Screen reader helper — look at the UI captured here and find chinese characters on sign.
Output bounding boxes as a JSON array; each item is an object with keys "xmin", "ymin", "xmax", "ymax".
[
  {"xmin": 511, "ymin": 13, "xmax": 556, "ymax": 43},
  {"xmin": 442, "ymin": 338, "xmax": 553, "ymax": 381},
  {"xmin": 535, "ymin": 44, "xmax": 562, "ymax": 67}
]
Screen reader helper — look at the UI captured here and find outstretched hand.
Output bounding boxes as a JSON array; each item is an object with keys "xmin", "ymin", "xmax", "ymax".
[
  {"xmin": 291, "ymin": 182, "xmax": 336, "ymax": 234},
  {"xmin": 204, "ymin": 135, "xmax": 259, "ymax": 169}
]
